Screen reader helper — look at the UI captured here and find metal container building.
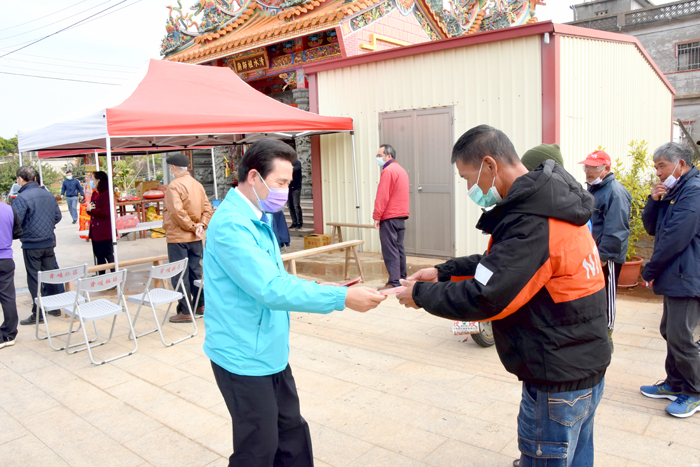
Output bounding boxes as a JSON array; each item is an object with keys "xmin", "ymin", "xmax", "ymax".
[{"xmin": 304, "ymin": 21, "xmax": 674, "ymax": 258}]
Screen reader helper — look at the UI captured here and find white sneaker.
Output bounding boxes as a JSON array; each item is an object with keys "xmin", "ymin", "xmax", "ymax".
[{"xmin": 0, "ymin": 339, "xmax": 15, "ymax": 349}]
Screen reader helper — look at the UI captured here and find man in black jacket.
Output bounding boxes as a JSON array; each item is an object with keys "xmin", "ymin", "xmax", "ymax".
[
  {"xmin": 287, "ymin": 159, "xmax": 303, "ymax": 230},
  {"xmin": 579, "ymin": 150, "xmax": 631, "ymax": 352},
  {"xmin": 397, "ymin": 125, "xmax": 610, "ymax": 467},
  {"xmin": 12, "ymin": 166, "xmax": 63, "ymax": 325},
  {"xmin": 640, "ymin": 142, "xmax": 700, "ymax": 418}
]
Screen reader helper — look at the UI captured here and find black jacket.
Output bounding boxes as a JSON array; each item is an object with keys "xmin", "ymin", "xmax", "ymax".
[
  {"xmin": 289, "ymin": 160, "xmax": 302, "ymax": 191},
  {"xmin": 12, "ymin": 182, "xmax": 62, "ymax": 250},
  {"xmin": 642, "ymin": 166, "xmax": 700, "ymax": 297},
  {"xmin": 588, "ymin": 173, "xmax": 631, "ymax": 263},
  {"xmin": 413, "ymin": 160, "xmax": 610, "ymax": 392}
]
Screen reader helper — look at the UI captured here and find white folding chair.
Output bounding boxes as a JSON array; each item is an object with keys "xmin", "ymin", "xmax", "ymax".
[
  {"xmin": 193, "ymin": 278, "xmax": 204, "ymax": 319},
  {"xmin": 127, "ymin": 258, "xmax": 197, "ymax": 346},
  {"xmin": 35, "ymin": 264, "xmax": 93, "ymax": 351},
  {"xmin": 64, "ymin": 269, "xmax": 137, "ymax": 365}
]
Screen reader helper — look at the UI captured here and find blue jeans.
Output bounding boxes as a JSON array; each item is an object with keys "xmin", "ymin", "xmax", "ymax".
[
  {"xmin": 517, "ymin": 378, "xmax": 604, "ymax": 467},
  {"xmin": 66, "ymin": 196, "xmax": 79, "ymax": 222}
]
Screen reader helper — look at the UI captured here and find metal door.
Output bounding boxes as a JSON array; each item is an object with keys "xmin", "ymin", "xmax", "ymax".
[{"xmin": 379, "ymin": 107, "xmax": 454, "ymax": 258}]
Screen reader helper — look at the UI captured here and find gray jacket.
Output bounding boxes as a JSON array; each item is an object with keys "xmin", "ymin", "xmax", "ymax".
[{"xmin": 587, "ymin": 173, "xmax": 631, "ymax": 264}]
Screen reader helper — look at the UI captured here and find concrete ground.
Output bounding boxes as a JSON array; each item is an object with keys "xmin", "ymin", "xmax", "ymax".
[{"xmin": 2, "ymin": 205, "xmax": 700, "ymax": 466}]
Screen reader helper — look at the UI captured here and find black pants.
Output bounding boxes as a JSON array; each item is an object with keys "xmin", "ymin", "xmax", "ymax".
[
  {"xmin": 92, "ymin": 239, "xmax": 114, "ymax": 275},
  {"xmin": 287, "ymin": 189, "xmax": 302, "ymax": 227},
  {"xmin": 602, "ymin": 261, "xmax": 623, "ymax": 329},
  {"xmin": 661, "ymin": 296, "xmax": 700, "ymax": 398},
  {"xmin": 0, "ymin": 259, "xmax": 18, "ymax": 343},
  {"xmin": 211, "ymin": 362, "xmax": 314, "ymax": 467},
  {"xmin": 379, "ymin": 218, "xmax": 407, "ymax": 286},
  {"xmin": 23, "ymin": 248, "xmax": 59, "ymax": 315},
  {"xmin": 167, "ymin": 241, "xmax": 204, "ymax": 315}
]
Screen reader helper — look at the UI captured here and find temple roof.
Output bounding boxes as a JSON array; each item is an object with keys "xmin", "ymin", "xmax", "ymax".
[{"xmin": 164, "ymin": 0, "xmax": 449, "ymax": 63}]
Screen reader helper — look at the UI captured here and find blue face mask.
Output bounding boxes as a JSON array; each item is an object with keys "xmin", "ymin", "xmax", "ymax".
[
  {"xmin": 89, "ymin": 180, "xmax": 95, "ymax": 189},
  {"xmin": 467, "ymin": 160, "xmax": 502, "ymax": 208},
  {"xmin": 376, "ymin": 157, "xmax": 385, "ymax": 167}
]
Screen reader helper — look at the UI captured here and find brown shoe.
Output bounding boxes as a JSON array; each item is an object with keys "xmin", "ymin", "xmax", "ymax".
[
  {"xmin": 195, "ymin": 306, "xmax": 204, "ymax": 317},
  {"xmin": 169, "ymin": 312, "xmax": 193, "ymax": 323},
  {"xmin": 377, "ymin": 283, "xmax": 394, "ymax": 291}
]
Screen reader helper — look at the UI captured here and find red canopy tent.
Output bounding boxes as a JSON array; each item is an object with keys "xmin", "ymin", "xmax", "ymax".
[{"xmin": 18, "ymin": 59, "xmax": 357, "ymax": 269}]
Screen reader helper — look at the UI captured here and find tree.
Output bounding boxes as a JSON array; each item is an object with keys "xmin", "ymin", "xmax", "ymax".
[{"xmin": 0, "ymin": 136, "xmax": 18, "ymax": 157}]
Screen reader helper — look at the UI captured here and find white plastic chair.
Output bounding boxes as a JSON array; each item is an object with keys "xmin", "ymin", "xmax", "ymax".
[
  {"xmin": 127, "ymin": 258, "xmax": 197, "ymax": 346},
  {"xmin": 35, "ymin": 264, "xmax": 92, "ymax": 351},
  {"xmin": 193, "ymin": 278, "xmax": 204, "ymax": 319},
  {"xmin": 64, "ymin": 269, "xmax": 137, "ymax": 365}
]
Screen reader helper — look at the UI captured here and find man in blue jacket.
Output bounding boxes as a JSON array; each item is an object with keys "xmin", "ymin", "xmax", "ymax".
[
  {"xmin": 203, "ymin": 138, "xmax": 386, "ymax": 467},
  {"xmin": 579, "ymin": 150, "xmax": 631, "ymax": 352},
  {"xmin": 60, "ymin": 170, "xmax": 84, "ymax": 224},
  {"xmin": 640, "ymin": 142, "xmax": 700, "ymax": 418},
  {"xmin": 12, "ymin": 166, "xmax": 63, "ymax": 325}
]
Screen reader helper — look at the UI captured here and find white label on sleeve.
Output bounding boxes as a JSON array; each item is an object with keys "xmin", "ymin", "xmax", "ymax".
[{"xmin": 474, "ymin": 263, "xmax": 494, "ymax": 286}]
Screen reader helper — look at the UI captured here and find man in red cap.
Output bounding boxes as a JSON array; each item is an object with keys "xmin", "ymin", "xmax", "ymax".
[{"xmin": 579, "ymin": 150, "xmax": 631, "ymax": 352}]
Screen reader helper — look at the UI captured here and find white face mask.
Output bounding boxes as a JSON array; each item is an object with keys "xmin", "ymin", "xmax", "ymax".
[
  {"xmin": 589, "ymin": 176, "xmax": 602, "ymax": 186},
  {"xmin": 663, "ymin": 160, "xmax": 682, "ymax": 190}
]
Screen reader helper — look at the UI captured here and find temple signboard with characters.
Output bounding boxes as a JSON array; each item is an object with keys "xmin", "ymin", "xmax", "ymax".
[{"xmin": 161, "ymin": 0, "xmax": 544, "ymax": 96}]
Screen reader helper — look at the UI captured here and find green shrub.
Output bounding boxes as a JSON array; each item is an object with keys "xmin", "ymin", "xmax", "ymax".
[{"xmin": 612, "ymin": 140, "xmax": 654, "ymax": 260}]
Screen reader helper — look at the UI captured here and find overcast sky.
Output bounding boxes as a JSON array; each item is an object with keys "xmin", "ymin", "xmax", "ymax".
[{"xmin": 0, "ymin": 1, "xmax": 671, "ymax": 140}]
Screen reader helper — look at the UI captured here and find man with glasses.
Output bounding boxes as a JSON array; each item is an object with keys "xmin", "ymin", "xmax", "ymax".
[{"xmin": 579, "ymin": 150, "xmax": 631, "ymax": 352}]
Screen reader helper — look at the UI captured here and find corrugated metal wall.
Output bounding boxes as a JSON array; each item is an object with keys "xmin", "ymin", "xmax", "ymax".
[
  {"xmin": 559, "ymin": 36, "xmax": 673, "ymax": 185},
  {"xmin": 317, "ymin": 36, "xmax": 543, "ymax": 256}
]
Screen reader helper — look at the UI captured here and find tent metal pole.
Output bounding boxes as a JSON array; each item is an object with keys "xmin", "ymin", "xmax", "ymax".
[
  {"xmin": 38, "ymin": 159, "xmax": 44, "ymax": 187},
  {"xmin": 146, "ymin": 153, "xmax": 151, "ymax": 180},
  {"xmin": 211, "ymin": 148, "xmax": 218, "ymax": 200},
  {"xmin": 95, "ymin": 151, "xmax": 99, "ymax": 171},
  {"xmin": 105, "ymin": 137, "xmax": 119, "ymax": 272},
  {"xmin": 152, "ymin": 154, "xmax": 156, "ymax": 180},
  {"xmin": 350, "ymin": 132, "xmax": 362, "ymax": 252}
]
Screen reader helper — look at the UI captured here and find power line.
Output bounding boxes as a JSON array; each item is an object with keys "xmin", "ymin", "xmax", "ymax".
[
  {"xmin": 0, "ymin": 71, "xmax": 119, "ymax": 85},
  {"xmin": 0, "ymin": 57, "xmax": 138, "ymax": 74},
  {"xmin": 0, "ymin": 50, "xmax": 140, "ymax": 69},
  {"xmin": 0, "ymin": 64, "xmax": 129, "ymax": 80},
  {"xmin": 66, "ymin": 0, "xmax": 145, "ymax": 30},
  {"xmin": 1, "ymin": 0, "xmax": 92, "ymax": 32},
  {"xmin": 0, "ymin": 0, "xmax": 121, "ymax": 43},
  {"xmin": 0, "ymin": 0, "xmax": 130, "ymax": 60}
]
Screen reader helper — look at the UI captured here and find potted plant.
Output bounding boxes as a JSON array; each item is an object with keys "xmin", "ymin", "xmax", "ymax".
[{"xmin": 612, "ymin": 140, "xmax": 653, "ymax": 287}]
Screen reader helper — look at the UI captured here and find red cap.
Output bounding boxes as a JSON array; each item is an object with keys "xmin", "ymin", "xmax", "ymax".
[{"xmin": 578, "ymin": 150, "xmax": 611, "ymax": 167}]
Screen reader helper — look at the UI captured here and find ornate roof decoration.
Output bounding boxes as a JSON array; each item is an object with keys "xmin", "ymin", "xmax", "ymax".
[{"xmin": 160, "ymin": 0, "xmax": 542, "ymax": 61}]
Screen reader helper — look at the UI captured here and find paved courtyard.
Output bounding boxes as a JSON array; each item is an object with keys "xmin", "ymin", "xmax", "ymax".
[{"xmin": 1, "ymin": 208, "xmax": 700, "ymax": 466}]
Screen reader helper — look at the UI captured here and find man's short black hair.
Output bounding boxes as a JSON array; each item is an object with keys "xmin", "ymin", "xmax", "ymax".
[
  {"xmin": 238, "ymin": 138, "xmax": 297, "ymax": 182},
  {"xmin": 17, "ymin": 166, "xmax": 37, "ymax": 183},
  {"xmin": 380, "ymin": 144, "xmax": 396, "ymax": 159},
  {"xmin": 451, "ymin": 125, "xmax": 519, "ymax": 167},
  {"xmin": 66, "ymin": 170, "xmax": 72, "ymax": 175}
]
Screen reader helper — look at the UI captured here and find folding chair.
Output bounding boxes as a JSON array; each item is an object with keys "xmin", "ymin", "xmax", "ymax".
[
  {"xmin": 193, "ymin": 278, "xmax": 204, "ymax": 319},
  {"xmin": 64, "ymin": 269, "xmax": 137, "ymax": 365},
  {"xmin": 127, "ymin": 258, "xmax": 197, "ymax": 346},
  {"xmin": 35, "ymin": 264, "xmax": 92, "ymax": 351}
]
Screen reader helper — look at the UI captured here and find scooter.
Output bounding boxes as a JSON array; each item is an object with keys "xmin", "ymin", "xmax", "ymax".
[{"xmin": 453, "ymin": 320, "xmax": 495, "ymax": 347}]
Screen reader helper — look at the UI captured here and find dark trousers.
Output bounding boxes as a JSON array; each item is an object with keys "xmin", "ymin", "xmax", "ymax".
[
  {"xmin": 92, "ymin": 239, "xmax": 115, "ymax": 275},
  {"xmin": 0, "ymin": 259, "xmax": 18, "ymax": 343},
  {"xmin": 287, "ymin": 189, "xmax": 302, "ymax": 227},
  {"xmin": 379, "ymin": 218, "xmax": 407, "ymax": 286},
  {"xmin": 23, "ymin": 248, "xmax": 59, "ymax": 315},
  {"xmin": 602, "ymin": 261, "xmax": 623, "ymax": 329},
  {"xmin": 211, "ymin": 362, "xmax": 314, "ymax": 467},
  {"xmin": 661, "ymin": 296, "xmax": 700, "ymax": 398},
  {"xmin": 167, "ymin": 241, "xmax": 204, "ymax": 315}
]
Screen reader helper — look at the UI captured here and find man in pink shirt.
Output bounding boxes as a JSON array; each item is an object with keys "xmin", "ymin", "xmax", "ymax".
[{"xmin": 373, "ymin": 144, "xmax": 410, "ymax": 290}]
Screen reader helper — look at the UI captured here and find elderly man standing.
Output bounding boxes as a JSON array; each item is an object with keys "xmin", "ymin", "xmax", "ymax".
[
  {"xmin": 163, "ymin": 154, "xmax": 213, "ymax": 323},
  {"xmin": 640, "ymin": 142, "xmax": 700, "ymax": 418},
  {"xmin": 13, "ymin": 166, "xmax": 63, "ymax": 325},
  {"xmin": 579, "ymin": 150, "xmax": 631, "ymax": 352},
  {"xmin": 60, "ymin": 170, "xmax": 84, "ymax": 224},
  {"xmin": 373, "ymin": 144, "xmax": 409, "ymax": 290}
]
